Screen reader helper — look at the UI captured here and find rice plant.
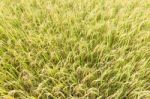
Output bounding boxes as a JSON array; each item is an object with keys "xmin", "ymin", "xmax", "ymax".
[{"xmin": 0, "ymin": 0, "xmax": 150, "ymax": 99}]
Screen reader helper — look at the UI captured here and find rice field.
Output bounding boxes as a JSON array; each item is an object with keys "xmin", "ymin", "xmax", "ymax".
[{"xmin": 0, "ymin": 0, "xmax": 150, "ymax": 99}]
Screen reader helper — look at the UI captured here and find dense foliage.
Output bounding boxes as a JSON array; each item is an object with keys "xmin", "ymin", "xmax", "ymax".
[{"xmin": 0, "ymin": 0, "xmax": 150, "ymax": 98}]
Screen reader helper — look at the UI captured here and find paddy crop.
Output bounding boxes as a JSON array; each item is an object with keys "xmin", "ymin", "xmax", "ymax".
[{"xmin": 0, "ymin": 0, "xmax": 150, "ymax": 99}]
